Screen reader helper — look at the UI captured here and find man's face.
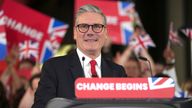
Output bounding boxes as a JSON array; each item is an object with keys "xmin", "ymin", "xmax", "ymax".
[
  {"xmin": 19, "ymin": 61, "xmax": 33, "ymax": 70},
  {"xmin": 125, "ymin": 59, "xmax": 141, "ymax": 77},
  {"xmin": 74, "ymin": 12, "xmax": 108, "ymax": 55}
]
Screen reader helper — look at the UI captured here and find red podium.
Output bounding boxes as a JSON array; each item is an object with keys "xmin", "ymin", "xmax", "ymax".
[
  {"xmin": 46, "ymin": 78, "xmax": 192, "ymax": 108},
  {"xmin": 75, "ymin": 78, "xmax": 175, "ymax": 99}
]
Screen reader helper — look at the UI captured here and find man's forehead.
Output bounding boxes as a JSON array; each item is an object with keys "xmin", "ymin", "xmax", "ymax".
[{"xmin": 76, "ymin": 12, "xmax": 104, "ymax": 24}]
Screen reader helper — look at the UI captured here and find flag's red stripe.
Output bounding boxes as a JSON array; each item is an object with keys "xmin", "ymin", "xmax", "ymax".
[{"xmin": 155, "ymin": 78, "xmax": 167, "ymax": 85}]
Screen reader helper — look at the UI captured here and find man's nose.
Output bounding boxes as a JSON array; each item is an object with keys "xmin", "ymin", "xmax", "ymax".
[{"xmin": 86, "ymin": 26, "xmax": 94, "ymax": 36}]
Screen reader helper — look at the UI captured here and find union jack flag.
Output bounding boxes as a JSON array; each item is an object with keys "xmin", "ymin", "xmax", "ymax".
[
  {"xmin": 19, "ymin": 40, "xmax": 39, "ymax": 60},
  {"xmin": 181, "ymin": 28, "xmax": 192, "ymax": 40},
  {"xmin": 48, "ymin": 18, "xmax": 69, "ymax": 51},
  {"xmin": 0, "ymin": 10, "xmax": 7, "ymax": 60},
  {"xmin": 120, "ymin": 21, "xmax": 134, "ymax": 44},
  {"xmin": 118, "ymin": 1, "xmax": 145, "ymax": 45},
  {"xmin": 118, "ymin": 1, "xmax": 135, "ymax": 45},
  {"xmin": 118, "ymin": 1, "xmax": 135, "ymax": 16},
  {"xmin": 169, "ymin": 22, "xmax": 182, "ymax": 45},
  {"xmin": 148, "ymin": 77, "xmax": 175, "ymax": 90},
  {"xmin": 40, "ymin": 19, "xmax": 69, "ymax": 63},
  {"xmin": 40, "ymin": 41, "xmax": 53, "ymax": 63},
  {"xmin": 129, "ymin": 34, "xmax": 156, "ymax": 54}
]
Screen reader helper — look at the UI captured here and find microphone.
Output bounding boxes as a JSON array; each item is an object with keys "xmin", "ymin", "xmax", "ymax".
[
  {"xmin": 138, "ymin": 56, "xmax": 153, "ymax": 77},
  {"xmin": 82, "ymin": 56, "xmax": 85, "ymax": 61},
  {"xmin": 82, "ymin": 57, "xmax": 85, "ymax": 72}
]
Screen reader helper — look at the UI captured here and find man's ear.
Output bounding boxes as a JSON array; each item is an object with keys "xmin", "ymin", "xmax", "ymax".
[
  {"xmin": 104, "ymin": 28, "xmax": 108, "ymax": 39},
  {"xmin": 73, "ymin": 27, "xmax": 77, "ymax": 40}
]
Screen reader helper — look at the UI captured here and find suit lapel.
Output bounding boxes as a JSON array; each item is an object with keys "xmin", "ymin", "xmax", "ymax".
[
  {"xmin": 101, "ymin": 58, "xmax": 113, "ymax": 77},
  {"xmin": 69, "ymin": 50, "xmax": 85, "ymax": 80}
]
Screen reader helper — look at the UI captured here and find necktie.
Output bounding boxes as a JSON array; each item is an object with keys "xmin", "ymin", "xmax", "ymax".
[{"xmin": 90, "ymin": 60, "xmax": 98, "ymax": 77}]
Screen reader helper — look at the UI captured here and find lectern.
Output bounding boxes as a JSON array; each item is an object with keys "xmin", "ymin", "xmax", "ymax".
[
  {"xmin": 46, "ymin": 78, "xmax": 192, "ymax": 108},
  {"xmin": 46, "ymin": 98, "xmax": 192, "ymax": 108}
]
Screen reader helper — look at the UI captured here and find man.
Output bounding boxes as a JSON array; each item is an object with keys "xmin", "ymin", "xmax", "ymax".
[{"xmin": 32, "ymin": 4, "xmax": 127, "ymax": 108}]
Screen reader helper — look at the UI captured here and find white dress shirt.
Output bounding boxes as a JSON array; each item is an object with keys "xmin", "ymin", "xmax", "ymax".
[{"xmin": 76, "ymin": 48, "xmax": 101, "ymax": 78}]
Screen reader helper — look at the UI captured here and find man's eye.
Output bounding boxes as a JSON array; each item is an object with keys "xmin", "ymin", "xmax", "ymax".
[
  {"xmin": 93, "ymin": 24, "xmax": 102, "ymax": 28},
  {"xmin": 80, "ymin": 24, "xmax": 88, "ymax": 28}
]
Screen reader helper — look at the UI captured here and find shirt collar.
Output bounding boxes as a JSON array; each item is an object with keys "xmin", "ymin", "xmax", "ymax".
[{"xmin": 76, "ymin": 48, "xmax": 101, "ymax": 67}]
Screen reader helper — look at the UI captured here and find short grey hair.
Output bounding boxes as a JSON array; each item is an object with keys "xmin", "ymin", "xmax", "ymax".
[{"xmin": 75, "ymin": 4, "xmax": 107, "ymax": 25}]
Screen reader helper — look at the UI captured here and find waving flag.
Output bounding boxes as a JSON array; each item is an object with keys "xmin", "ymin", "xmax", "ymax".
[
  {"xmin": 129, "ymin": 34, "xmax": 156, "ymax": 54},
  {"xmin": 148, "ymin": 77, "xmax": 175, "ymax": 90},
  {"xmin": 118, "ymin": 0, "xmax": 142, "ymax": 25},
  {"xmin": 169, "ymin": 22, "xmax": 183, "ymax": 45},
  {"xmin": 76, "ymin": 0, "xmax": 134, "ymax": 45},
  {"xmin": 19, "ymin": 40, "xmax": 39, "ymax": 60},
  {"xmin": 0, "ymin": 10, "xmax": 7, "ymax": 60},
  {"xmin": 40, "ymin": 41, "xmax": 53, "ymax": 63},
  {"xmin": 120, "ymin": 21, "xmax": 134, "ymax": 44},
  {"xmin": 48, "ymin": 18, "xmax": 69, "ymax": 52},
  {"xmin": 40, "ymin": 18, "xmax": 69, "ymax": 63},
  {"xmin": 118, "ymin": 1, "xmax": 135, "ymax": 16},
  {"xmin": 181, "ymin": 28, "xmax": 192, "ymax": 40},
  {"xmin": 2, "ymin": 0, "xmax": 69, "ymax": 63}
]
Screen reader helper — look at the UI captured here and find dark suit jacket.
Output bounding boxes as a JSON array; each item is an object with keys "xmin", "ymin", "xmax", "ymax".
[{"xmin": 32, "ymin": 50, "xmax": 127, "ymax": 108}]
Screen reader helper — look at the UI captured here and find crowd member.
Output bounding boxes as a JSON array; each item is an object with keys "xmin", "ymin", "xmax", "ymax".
[
  {"xmin": 154, "ymin": 62, "xmax": 165, "ymax": 75},
  {"xmin": 124, "ymin": 53, "xmax": 141, "ymax": 77},
  {"xmin": 0, "ymin": 45, "xmax": 36, "ymax": 108},
  {"xmin": 112, "ymin": 40, "xmax": 155, "ymax": 77},
  {"xmin": 19, "ymin": 73, "xmax": 41, "ymax": 108},
  {"xmin": 0, "ymin": 45, "xmax": 19, "ymax": 98},
  {"xmin": 0, "ymin": 81, "xmax": 9, "ymax": 108},
  {"xmin": 33, "ymin": 4, "xmax": 127, "ymax": 108},
  {"xmin": 11, "ymin": 58, "xmax": 36, "ymax": 108},
  {"xmin": 182, "ymin": 79, "xmax": 192, "ymax": 97},
  {"xmin": 182, "ymin": 79, "xmax": 192, "ymax": 98},
  {"xmin": 102, "ymin": 37, "xmax": 113, "ymax": 60},
  {"xmin": 113, "ymin": 44, "xmax": 156, "ymax": 77},
  {"xmin": 180, "ymin": 79, "xmax": 192, "ymax": 108},
  {"xmin": 138, "ymin": 48, "xmax": 156, "ymax": 77},
  {"xmin": 162, "ymin": 46, "xmax": 183, "ymax": 97}
]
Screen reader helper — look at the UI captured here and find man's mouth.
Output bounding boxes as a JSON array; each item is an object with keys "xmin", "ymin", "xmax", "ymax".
[{"xmin": 84, "ymin": 39, "xmax": 98, "ymax": 42}]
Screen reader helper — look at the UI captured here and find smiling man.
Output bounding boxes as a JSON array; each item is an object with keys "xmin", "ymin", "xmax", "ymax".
[{"xmin": 32, "ymin": 4, "xmax": 127, "ymax": 108}]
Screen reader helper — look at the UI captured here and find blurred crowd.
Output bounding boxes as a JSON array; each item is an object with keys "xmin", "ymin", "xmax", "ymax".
[
  {"xmin": 0, "ymin": 27, "xmax": 192, "ymax": 108},
  {"xmin": 0, "ymin": 45, "xmax": 41, "ymax": 108}
]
